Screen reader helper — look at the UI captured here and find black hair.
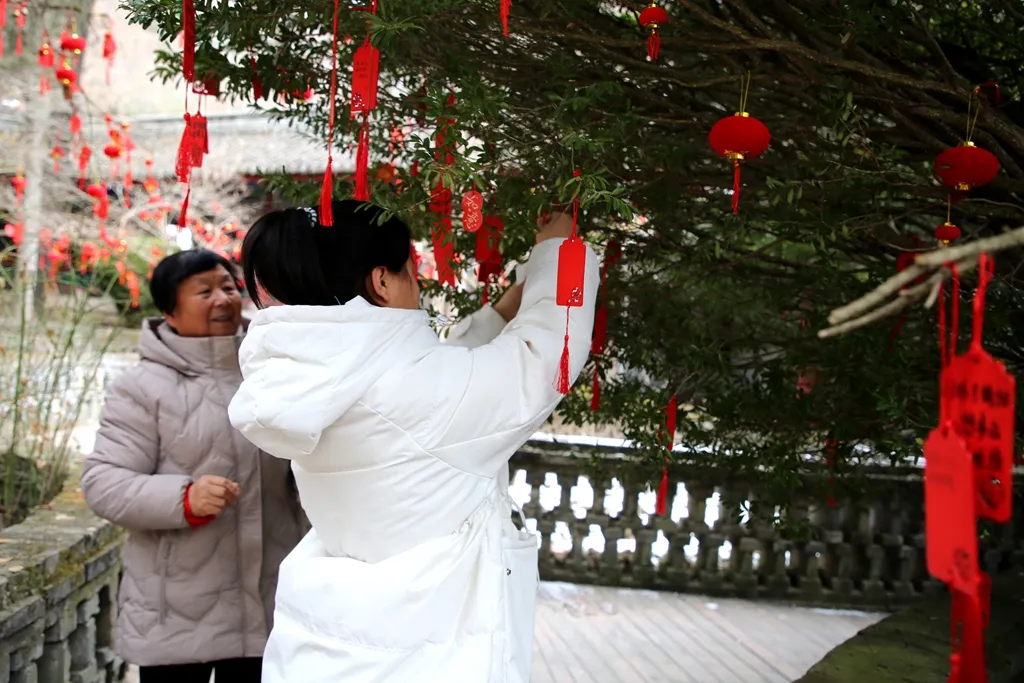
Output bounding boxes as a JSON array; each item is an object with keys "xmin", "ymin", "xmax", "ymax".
[
  {"xmin": 242, "ymin": 199, "xmax": 412, "ymax": 308},
  {"xmin": 150, "ymin": 249, "xmax": 237, "ymax": 315}
]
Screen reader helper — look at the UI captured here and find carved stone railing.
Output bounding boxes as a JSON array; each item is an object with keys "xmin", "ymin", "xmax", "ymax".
[
  {"xmin": 508, "ymin": 440, "xmax": 1020, "ymax": 611},
  {"xmin": 0, "ymin": 490, "xmax": 126, "ymax": 683}
]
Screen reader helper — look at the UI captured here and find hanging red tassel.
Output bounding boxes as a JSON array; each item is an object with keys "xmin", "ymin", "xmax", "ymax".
[
  {"xmin": 77, "ymin": 144, "xmax": 91, "ymax": 190},
  {"xmin": 248, "ymin": 46, "xmax": 262, "ymax": 100},
  {"xmin": 554, "ymin": 169, "xmax": 586, "ymax": 394},
  {"xmin": 0, "ymin": 0, "xmax": 6, "ymax": 58},
  {"xmin": 179, "ymin": 186, "xmax": 190, "ymax": 226},
  {"xmin": 182, "ymin": 0, "xmax": 195, "ymax": 82},
  {"xmin": 103, "ymin": 29, "xmax": 117, "ymax": 86},
  {"xmin": 175, "ymin": 114, "xmax": 194, "ymax": 183},
  {"xmin": 500, "ymin": 0, "xmax": 512, "ymax": 37},
  {"xmin": 655, "ymin": 394, "xmax": 678, "ymax": 516},
  {"xmin": 353, "ymin": 112, "xmax": 371, "ymax": 201},
  {"xmin": 320, "ymin": 0, "xmax": 341, "ymax": 226},
  {"xmin": 14, "ymin": 2, "xmax": 24, "ymax": 56},
  {"xmin": 731, "ymin": 162, "xmax": 742, "ymax": 214}
]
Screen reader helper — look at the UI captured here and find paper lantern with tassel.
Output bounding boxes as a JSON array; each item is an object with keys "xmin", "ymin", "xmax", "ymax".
[
  {"xmin": 11, "ymin": 172, "xmax": 26, "ymax": 205},
  {"xmin": 709, "ymin": 111, "xmax": 770, "ymax": 214},
  {"xmin": 59, "ymin": 27, "xmax": 86, "ymax": 55},
  {"xmin": 935, "ymin": 221, "xmax": 962, "ymax": 245},
  {"xmin": 38, "ymin": 34, "xmax": 54, "ymax": 94},
  {"xmin": 638, "ymin": 2, "xmax": 667, "ymax": 62},
  {"xmin": 55, "ymin": 59, "xmax": 77, "ymax": 88},
  {"xmin": 933, "ymin": 142, "xmax": 999, "ymax": 192}
]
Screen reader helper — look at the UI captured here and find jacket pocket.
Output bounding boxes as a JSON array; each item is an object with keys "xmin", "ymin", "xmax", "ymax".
[
  {"xmin": 156, "ymin": 534, "xmax": 172, "ymax": 624},
  {"xmin": 501, "ymin": 520, "xmax": 539, "ymax": 683}
]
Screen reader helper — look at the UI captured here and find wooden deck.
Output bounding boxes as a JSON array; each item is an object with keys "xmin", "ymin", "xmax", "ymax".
[{"xmin": 125, "ymin": 582, "xmax": 882, "ymax": 683}]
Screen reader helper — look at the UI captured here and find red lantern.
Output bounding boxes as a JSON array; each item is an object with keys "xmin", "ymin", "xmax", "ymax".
[
  {"xmin": 38, "ymin": 35, "xmax": 55, "ymax": 95},
  {"xmin": 104, "ymin": 144, "xmax": 122, "ymax": 160},
  {"xmin": 55, "ymin": 61, "xmax": 77, "ymax": 87},
  {"xmin": 709, "ymin": 112, "xmax": 771, "ymax": 214},
  {"xmin": 86, "ymin": 182, "xmax": 107, "ymax": 200},
  {"xmin": 933, "ymin": 142, "xmax": 999, "ymax": 192},
  {"xmin": 638, "ymin": 2, "xmax": 668, "ymax": 62},
  {"xmin": 934, "ymin": 222, "xmax": 962, "ymax": 245},
  {"xmin": 50, "ymin": 145, "xmax": 64, "ymax": 173},
  {"xmin": 11, "ymin": 172, "xmax": 27, "ymax": 201},
  {"xmin": 59, "ymin": 29, "xmax": 87, "ymax": 55}
]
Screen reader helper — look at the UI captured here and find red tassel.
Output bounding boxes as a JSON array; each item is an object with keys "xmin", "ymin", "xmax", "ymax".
[
  {"xmin": 655, "ymin": 469, "xmax": 669, "ymax": 516},
  {"xmin": 320, "ymin": 0, "xmax": 340, "ymax": 226},
  {"xmin": 646, "ymin": 30, "xmax": 660, "ymax": 61},
  {"xmin": 175, "ymin": 114, "xmax": 193, "ymax": 183},
  {"xmin": 353, "ymin": 112, "xmax": 370, "ymax": 201},
  {"xmin": 182, "ymin": 0, "xmax": 195, "ymax": 82},
  {"xmin": 500, "ymin": 0, "xmax": 512, "ymax": 37},
  {"xmin": 590, "ymin": 367, "xmax": 601, "ymax": 412},
  {"xmin": 320, "ymin": 158, "xmax": 334, "ymax": 226},
  {"xmin": 179, "ymin": 187, "xmax": 190, "ymax": 226},
  {"xmin": 555, "ymin": 309, "xmax": 572, "ymax": 395},
  {"xmin": 731, "ymin": 162, "xmax": 741, "ymax": 214}
]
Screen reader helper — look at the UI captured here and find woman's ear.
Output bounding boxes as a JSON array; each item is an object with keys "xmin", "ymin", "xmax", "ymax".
[{"xmin": 367, "ymin": 266, "xmax": 389, "ymax": 305}]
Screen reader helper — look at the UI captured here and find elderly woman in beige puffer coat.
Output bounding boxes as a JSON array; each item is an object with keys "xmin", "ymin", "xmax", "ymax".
[{"xmin": 81, "ymin": 249, "xmax": 306, "ymax": 683}]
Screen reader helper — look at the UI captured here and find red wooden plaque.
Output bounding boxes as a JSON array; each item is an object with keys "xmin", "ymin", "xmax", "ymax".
[
  {"xmin": 924, "ymin": 423, "xmax": 978, "ymax": 596},
  {"xmin": 556, "ymin": 235, "xmax": 587, "ymax": 307},
  {"xmin": 350, "ymin": 42, "xmax": 379, "ymax": 118},
  {"xmin": 942, "ymin": 347, "xmax": 1016, "ymax": 523}
]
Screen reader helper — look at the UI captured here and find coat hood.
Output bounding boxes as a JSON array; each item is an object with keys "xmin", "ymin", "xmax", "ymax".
[
  {"xmin": 228, "ymin": 297, "xmax": 440, "ymax": 460},
  {"xmin": 137, "ymin": 318, "xmax": 246, "ymax": 377}
]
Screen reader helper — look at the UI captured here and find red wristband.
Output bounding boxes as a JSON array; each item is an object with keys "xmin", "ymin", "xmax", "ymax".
[{"xmin": 183, "ymin": 483, "xmax": 214, "ymax": 529}]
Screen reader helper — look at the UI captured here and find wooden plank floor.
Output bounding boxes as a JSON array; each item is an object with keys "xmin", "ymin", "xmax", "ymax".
[{"xmin": 125, "ymin": 582, "xmax": 882, "ymax": 683}]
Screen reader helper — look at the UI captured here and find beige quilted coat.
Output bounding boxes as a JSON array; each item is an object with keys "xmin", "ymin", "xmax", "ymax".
[{"xmin": 81, "ymin": 319, "xmax": 306, "ymax": 667}]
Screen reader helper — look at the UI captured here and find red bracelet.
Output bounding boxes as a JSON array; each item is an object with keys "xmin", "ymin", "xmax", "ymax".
[{"xmin": 183, "ymin": 483, "xmax": 214, "ymax": 529}]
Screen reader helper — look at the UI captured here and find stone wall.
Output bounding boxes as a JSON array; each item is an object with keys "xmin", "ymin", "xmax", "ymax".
[{"xmin": 0, "ymin": 491, "xmax": 125, "ymax": 683}]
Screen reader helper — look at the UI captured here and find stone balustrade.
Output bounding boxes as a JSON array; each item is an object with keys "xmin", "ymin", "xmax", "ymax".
[
  {"xmin": 508, "ymin": 440, "xmax": 1020, "ymax": 611},
  {"xmin": 0, "ymin": 492, "xmax": 125, "ymax": 683}
]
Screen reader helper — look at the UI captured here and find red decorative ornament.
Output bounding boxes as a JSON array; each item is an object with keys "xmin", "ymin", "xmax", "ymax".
[
  {"xmin": 934, "ymin": 221, "xmax": 961, "ymax": 245},
  {"xmin": 655, "ymin": 394, "xmax": 677, "ymax": 516},
  {"xmin": 934, "ymin": 142, "xmax": 999, "ymax": 192},
  {"xmin": 77, "ymin": 144, "xmax": 91, "ymax": 189},
  {"xmin": 349, "ymin": 18, "xmax": 380, "ymax": 203},
  {"xmin": 59, "ymin": 28, "xmax": 87, "ymax": 55},
  {"xmin": 554, "ymin": 169, "xmax": 587, "ymax": 395},
  {"xmin": 102, "ymin": 28, "xmax": 117, "ymax": 86},
  {"xmin": 182, "ymin": 0, "xmax": 195, "ymax": 82},
  {"xmin": 0, "ymin": 0, "xmax": 6, "ymax": 58},
  {"xmin": 461, "ymin": 189, "xmax": 484, "ymax": 233},
  {"xmin": 50, "ymin": 145, "xmax": 64, "ymax": 173},
  {"xmin": 79, "ymin": 242, "xmax": 99, "ymax": 274},
  {"xmin": 55, "ymin": 59, "xmax": 77, "ymax": 88},
  {"xmin": 709, "ymin": 111, "xmax": 771, "ymax": 214},
  {"xmin": 11, "ymin": 172, "xmax": 27, "ymax": 204},
  {"xmin": 13, "ymin": 2, "xmax": 24, "ymax": 56},
  {"xmin": 638, "ymin": 2, "xmax": 668, "ymax": 62},
  {"xmin": 500, "ymin": 0, "xmax": 512, "ymax": 38},
  {"xmin": 38, "ymin": 34, "xmax": 55, "ymax": 94}
]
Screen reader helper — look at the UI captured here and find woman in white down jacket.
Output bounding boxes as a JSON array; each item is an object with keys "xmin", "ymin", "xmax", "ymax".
[{"xmin": 228, "ymin": 199, "xmax": 598, "ymax": 683}]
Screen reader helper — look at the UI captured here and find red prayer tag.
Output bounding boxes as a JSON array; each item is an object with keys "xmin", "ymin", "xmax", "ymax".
[
  {"xmin": 461, "ymin": 190, "xmax": 484, "ymax": 233},
  {"xmin": 556, "ymin": 235, "xmax": 587, "ymax": 307},
  {"xmin": 924, "ymin": 423, "xmax": 978, "ymax": 596},
  {"xmin": 943, "ymin": 347, "xmax": 1016, "ymax": 523},
  {"xmin": 350, "ymin": 42, "xmax": 379, "ymax": 118}
]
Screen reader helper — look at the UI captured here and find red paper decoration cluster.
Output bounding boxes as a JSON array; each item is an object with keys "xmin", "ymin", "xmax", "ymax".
[
  {"xmin": 638, "ymin": 2, "xmax": 667, "ymax": 62},
  {"xmin": 926, "ymin": 254, "xmax": 1014, "ymax": 681}
]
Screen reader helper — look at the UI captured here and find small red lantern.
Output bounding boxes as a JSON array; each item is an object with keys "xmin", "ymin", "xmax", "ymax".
[
  {"xmin": 102, "ymin": 29, "xmax": 117, "ymax": 85},
  {"xmin": 59, "ymin": 30, "xmax": 87, "ymax": 55},
  {"xmin": 11, "ymin": 173, "xmax": 27, "ymax": 203},
  {"xmin": 86, "ymin": 183, "xmax": 107, "ymax": 200},
  {"xmin": 709, "ymin": 112, "xmax": 771, "ymax": 214},
  {"xmin": 50, "ymin": 145, "xmax": 64, "ymax": 172},
  {"xmin": 55, "ymin": 61, "xmax": 77, "ymax": 87},
  {"xmin": 104, "ymin": 144, "xmax": 122, "ymax": 160},
  {"xmin": 933, "ymin": 142, "xmax": 999, "ymax": 191},
  {"xmin": 638, "ymin": 2, "xmax": 668, "ymax": 61},
  {"xmin": 934, "ymin": 222, "xmax": 962, "ymax": 245}
]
